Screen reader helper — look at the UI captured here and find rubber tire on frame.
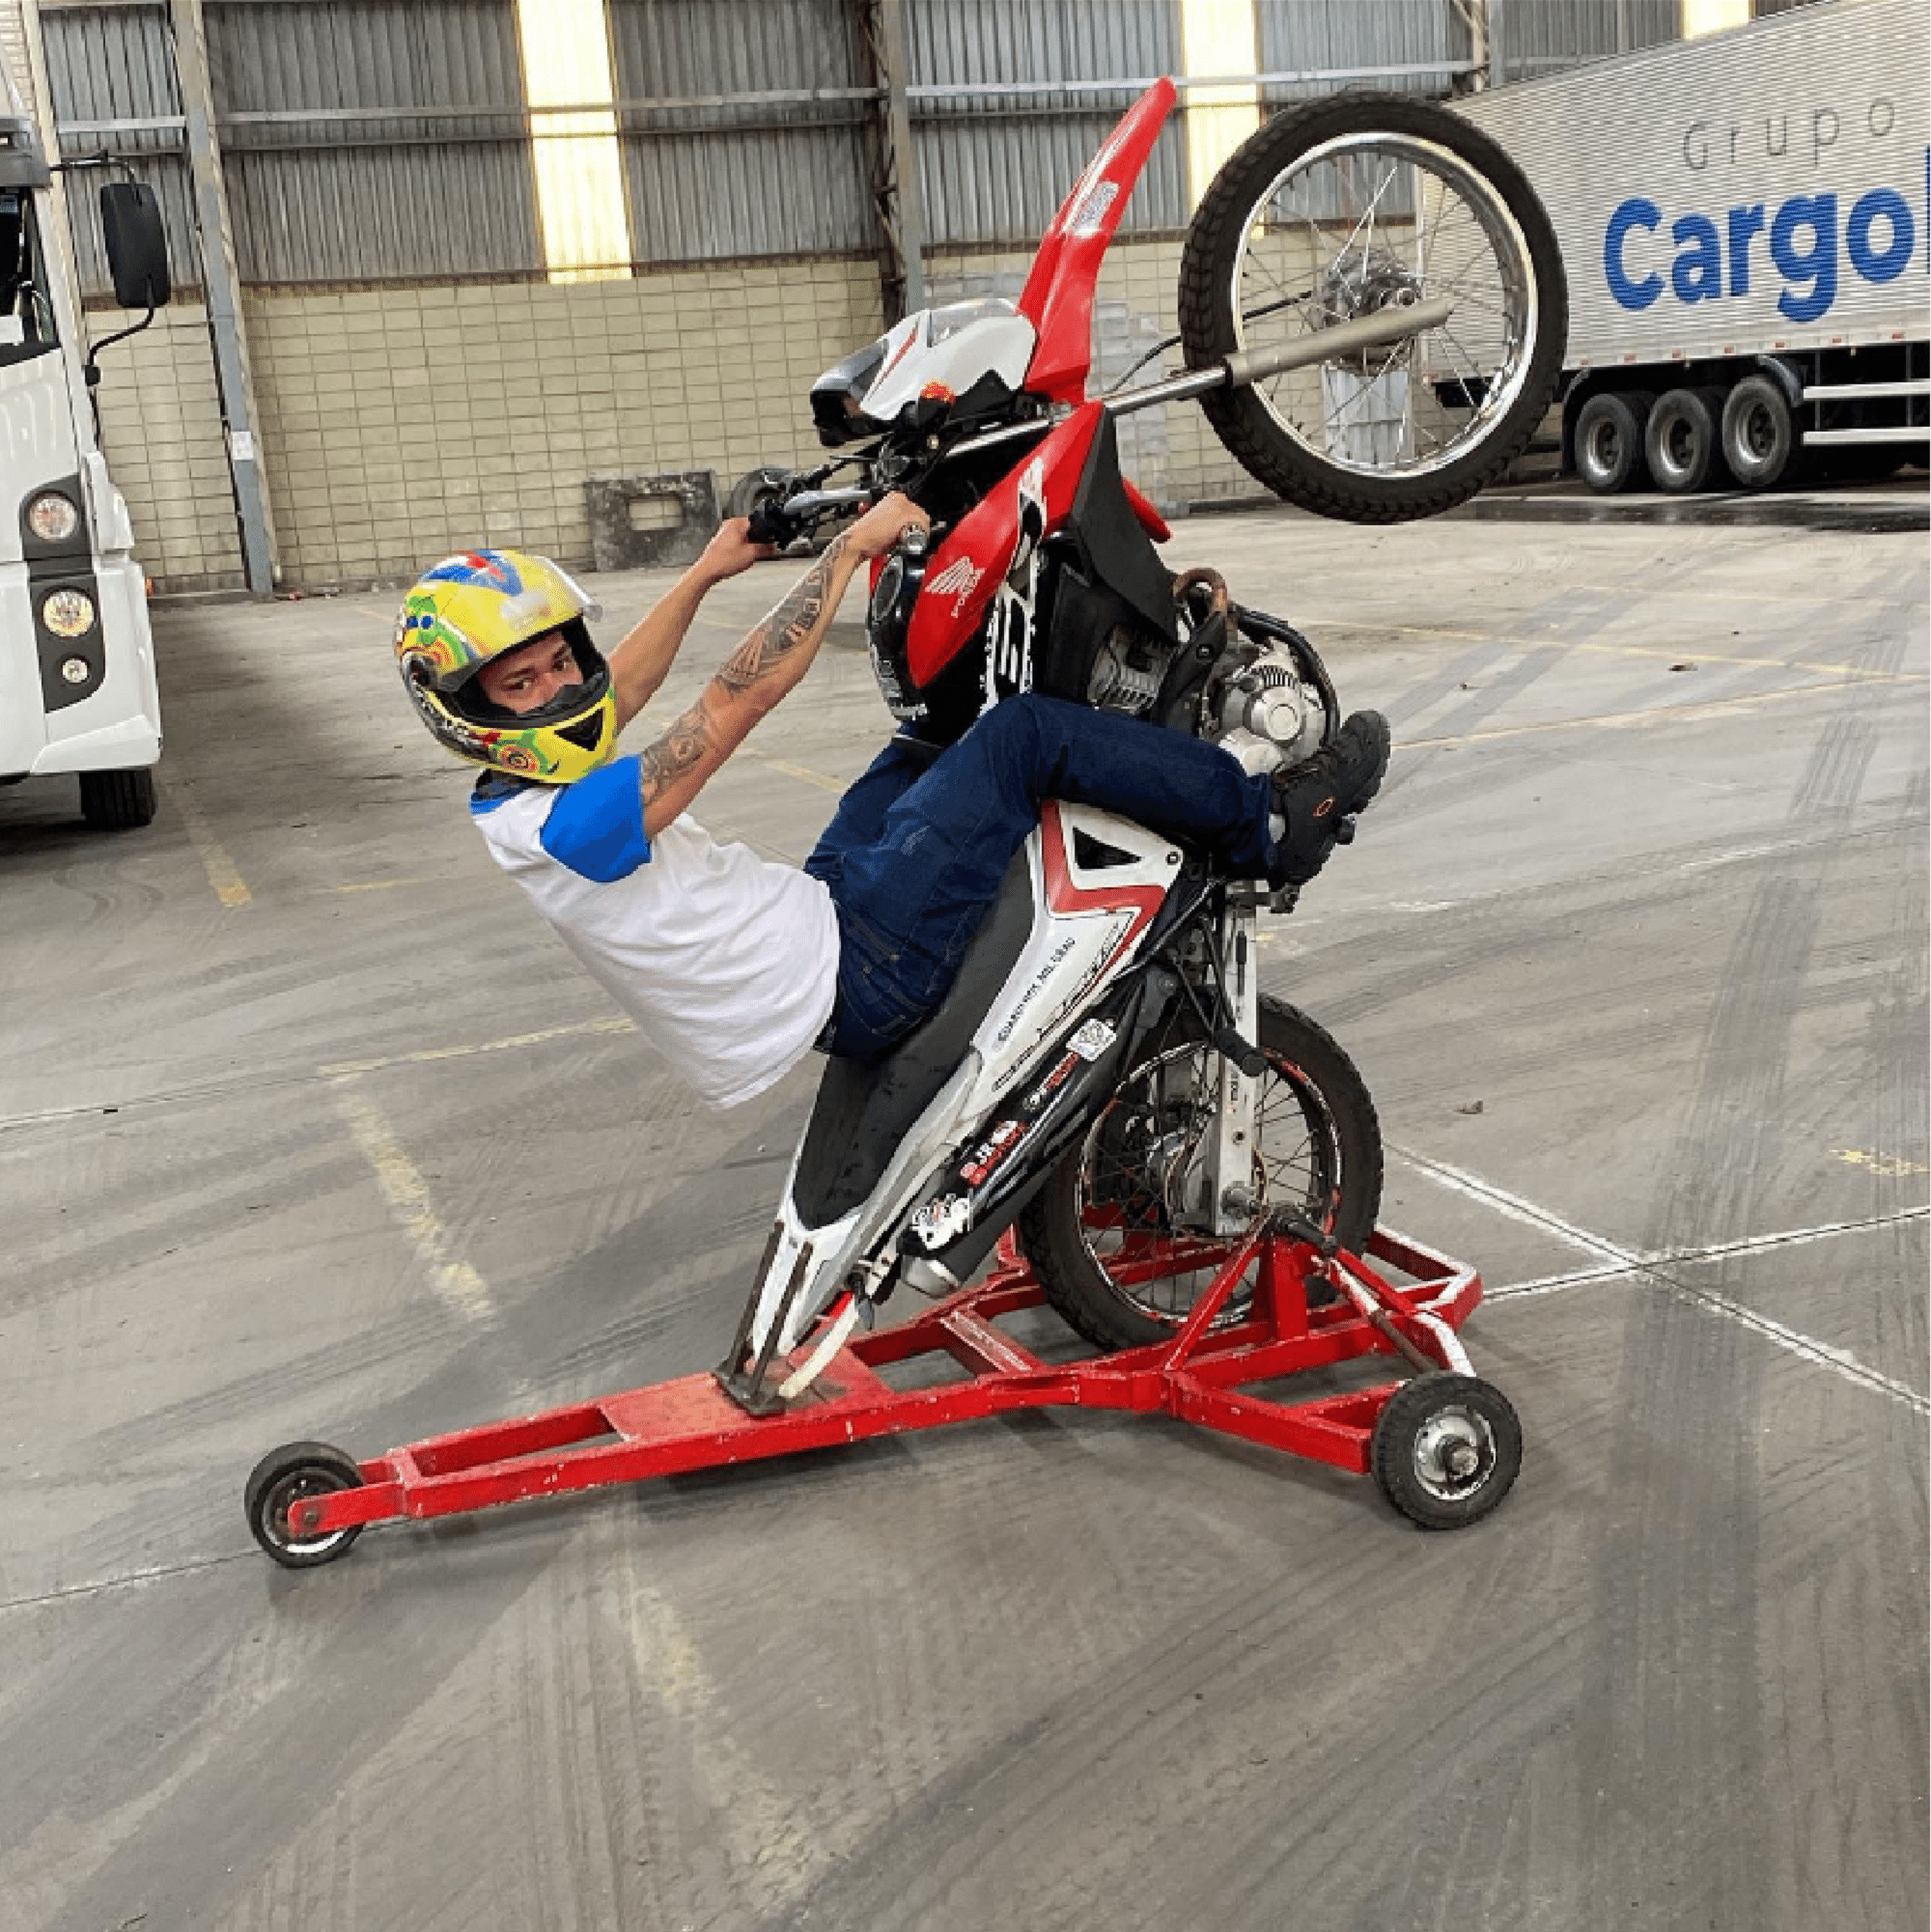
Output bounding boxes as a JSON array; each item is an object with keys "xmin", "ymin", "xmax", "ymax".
[
  {"xmin": 78, "ymin": 766, "xmax": 156, "ymax": 830},
  {"xmin": 1573, "ymin": 389, "xmax": 1654, "ymax": 494},
  {"xmin": 1721, "ymin": 375, "xmax": 1801, "ymax": 490},
  {"xmin": 245, "ymin": 1440, "xmax": 365, "ymax": 1569},
  {"xmin": 1177, "ymin": 93, "xmax": 1569, "ymax": 523},
  {"xmin": 1370, "ymin": 1372, "xmax": 1522, "ymax": 1530},
  {"xmin": 1017, "ymin": 995, "xmax": 1383, "ymax": 1353},
  {"xmin": 1644, "ymin": 385, "xmax": 1730, "ymax": 494}
]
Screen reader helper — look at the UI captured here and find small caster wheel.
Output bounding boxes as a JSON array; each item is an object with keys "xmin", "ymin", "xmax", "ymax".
[
  {"xmin": 245, "ymin": 1440, "xmax": 365, "ymax": 1567},
  {"xmin": 1371, "ymin": 1373, "xmax": 1521, "ymax": 1529}
]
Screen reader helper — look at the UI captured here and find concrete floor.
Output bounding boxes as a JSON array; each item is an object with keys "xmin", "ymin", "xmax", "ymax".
[{"xmin": 2, "ymin": 501, "xmax": 1925, "ymax": 1931}]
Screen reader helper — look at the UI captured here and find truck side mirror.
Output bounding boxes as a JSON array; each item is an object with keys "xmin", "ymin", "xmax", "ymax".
[{"xmin": 99, "ymin": 182, "xmax": 170, "ymax": 310}]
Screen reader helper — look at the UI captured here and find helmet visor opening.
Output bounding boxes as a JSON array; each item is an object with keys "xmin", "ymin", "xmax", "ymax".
[{"xmin": 458, "ymin": 621, "xmax": 607, "ymax": 726}]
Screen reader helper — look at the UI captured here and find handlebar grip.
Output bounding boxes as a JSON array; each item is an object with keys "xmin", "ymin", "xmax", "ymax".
[{"xmin": 745, "ymin": 498, "xmax": 798, "ymax": 548}]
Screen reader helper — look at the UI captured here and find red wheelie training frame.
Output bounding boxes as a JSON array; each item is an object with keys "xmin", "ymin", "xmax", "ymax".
[{"xmin": 251, "ymin": 1217, "xmax": 1521, "ymax": 1565}]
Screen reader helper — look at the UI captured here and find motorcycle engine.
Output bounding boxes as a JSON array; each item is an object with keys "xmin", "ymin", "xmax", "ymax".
[
  {"xmin": 1210, "ymin": 645, "xmax": 1328, "ymax": 775},
  {"xmin": 1084, "ymin": 624, "xmax": 1171, "ymax": 716}
]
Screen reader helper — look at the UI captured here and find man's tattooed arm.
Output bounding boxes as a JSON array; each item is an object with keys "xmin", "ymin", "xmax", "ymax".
[
  {"xmin": 633, "ymin": 530, "xmax": 863, "ymax": 832},
  {"xmin": 637, "ymin": 699, "xmax": 714, "ymax": 810},
  {"xmin": 714, "ymin": 532, "xmax": 849, "ymax": 705}
]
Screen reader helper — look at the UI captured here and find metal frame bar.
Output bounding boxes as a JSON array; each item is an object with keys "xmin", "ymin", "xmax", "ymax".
[
  {"xmin": 281, "ymin": 1225, "xmax": 1486, "ymax": 1544},
  {"xmin": 168, "ymin": 0, "xmax": 273, "ymax": 595}
]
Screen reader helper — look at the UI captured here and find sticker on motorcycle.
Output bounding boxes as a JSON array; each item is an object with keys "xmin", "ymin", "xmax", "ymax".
[
  {"xmin": 1022, "ymin": 1051, "xmax": 1083, "ymax": 1114},
  {"xmin": 959, "ymin": 1118, "xmax": 1024, "ymax": 1188},
  {"xmin": 909, "ymin": 1192, "xmax": 973, "ymax": 1251},
  {"xmin": 1068, "ymin": 1018, "xmax": 1118, "ymax": 1061},
  {"xmin": 984, "ymin": 456, "xmax": 1049, "ymax": 712},
  {"xmin": 928, "ymin": 556, "xmax": 985, "ymax": 617}
]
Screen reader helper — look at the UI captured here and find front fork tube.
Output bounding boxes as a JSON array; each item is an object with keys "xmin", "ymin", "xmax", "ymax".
[{"xmin": 1204, "ymin": 899, "xmax": 1263, "ymax": 1236}]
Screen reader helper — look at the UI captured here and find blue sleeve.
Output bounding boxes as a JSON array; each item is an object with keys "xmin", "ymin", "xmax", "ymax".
[{"xmin": 538, "ymin": 756, "xmax": 651, "ymax": 882}]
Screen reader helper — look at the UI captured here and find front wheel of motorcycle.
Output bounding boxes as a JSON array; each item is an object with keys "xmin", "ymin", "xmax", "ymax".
[
  {"xmin": 1016, "ymin": 995, "xmax": 1383, "ymax": 1354},
  {"xmin": 1177, "ymin": 93, "xmax": 1568, "ymax": 524}
]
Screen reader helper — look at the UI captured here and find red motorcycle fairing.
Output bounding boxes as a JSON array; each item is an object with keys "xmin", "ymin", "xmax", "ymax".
[
  {"xmin": 1015, "ymin": 77, "xmax": 1177, "ymax": 405},
  {"xmin": 905, "ymin": 401, "xmax": 1104, "ymax": 691}
]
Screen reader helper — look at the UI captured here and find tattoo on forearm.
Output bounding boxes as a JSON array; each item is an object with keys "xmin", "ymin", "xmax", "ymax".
[
  {"xmin": 637, "ymin": 533, "xmax": 852, "ymax": 816},
  {"xmin": 639, "ymin": 699, "xmax": 713, "ymax": 807},
  {"xmin": 714, "ymin": 534, "xmax": 850, "ymax": 698}
]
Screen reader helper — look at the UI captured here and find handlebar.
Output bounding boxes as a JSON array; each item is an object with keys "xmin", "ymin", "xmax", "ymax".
[{"xmin": 746, "ymin": 484, "xmax": 874, "ymax": 548}]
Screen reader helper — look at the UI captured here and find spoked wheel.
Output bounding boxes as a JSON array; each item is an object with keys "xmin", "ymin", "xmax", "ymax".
[
  {"xmin": 1179, "ymin": 94, "xmax": 1567, "ymax": 522},
  {"xmin": 1017, "ymin": 996, "xmax": 1382, "ymax": 1352},
  {"xmin": 245, "ymin": 1440, "xmax": 366, "ymax": 1568},
  {"xmin": 1371, "ymin": 1373, "xmax": 1522, "ymax": 1529}
]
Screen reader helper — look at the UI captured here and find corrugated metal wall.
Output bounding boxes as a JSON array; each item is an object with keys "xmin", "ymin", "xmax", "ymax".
[
  {"xmin": 908, "ymin": 0, "xmax": 1185, "ymax": 245},
  {"xmin": 208, "ymin": 0, "xmax": 540, "ymax": 284},
  {"xmin": 1254, "ymin": 0, "xmax": 1463, "ymax": 98},
  {"xmin": 42, "ymin": 0, "xmax": 200, "ymax": 294},
  {"xmin": 608, "ymin": 0, "xmax": 876, "ymax": 262},
  {"xmin": 40, "ymin": 0, "xmax": 1703, "ymax": 295},
  {"xmin": 1491, "ymin": 0, "xmax": 1680, "ymax": 81}
]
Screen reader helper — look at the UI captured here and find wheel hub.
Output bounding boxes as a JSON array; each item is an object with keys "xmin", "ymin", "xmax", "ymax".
[
  {"xmin": 1411, "ymin": 1407, "xmax": 1493, "ymax": 1498},
  {"xmin": 1319, "ymin": 254, "xmax": 1426, "ymax": 374}
]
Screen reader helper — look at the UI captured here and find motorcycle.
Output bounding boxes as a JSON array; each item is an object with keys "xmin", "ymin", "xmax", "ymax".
[{"xmin": 718, "ymin": 79, "xmax": 1566, "ymax": 1411}]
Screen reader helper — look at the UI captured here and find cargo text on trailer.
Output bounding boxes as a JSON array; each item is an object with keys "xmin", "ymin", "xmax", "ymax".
[
  {"xmin": 0, "ymin": 59, "xmax": 169, "ymax": 830},
  {"xmin": 1454, "ymin": 0, "xmax": 1927, "ymax": 497}
]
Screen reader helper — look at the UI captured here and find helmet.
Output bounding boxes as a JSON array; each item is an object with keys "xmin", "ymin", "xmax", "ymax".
[{"xmin": 395, "ymin": 548, "xmax": 616, "ymax": 783}]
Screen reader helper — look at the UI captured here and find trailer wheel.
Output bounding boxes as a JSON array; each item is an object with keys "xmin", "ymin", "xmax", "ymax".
[
  {"xmin": 1645, "ymin": 386, "xmax": 1731, "ymax": 494},
  {"xmin": 1721, "ymin": 376, "xmax": 1801, "ymax": 490},
  {"xmin": 78, "ymin": 767, "xmax": 156, "ymax": 830},
  {"xmin": 245, "ymin": 1441, "xmax": 365, "ymax": 1568},
  {"xmin": 1371, "ymin": 1373, "xmax": 1521, "ymax": 1529},
  {"xmin": 1573, "ymin": 389, "xmax": 1654, "ymax": 494},
  {"xmin": 1178, "ymin": 94, "xmax": 1567, "ymax": 523}
]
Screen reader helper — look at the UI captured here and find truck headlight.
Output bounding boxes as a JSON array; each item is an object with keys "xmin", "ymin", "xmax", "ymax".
[
  {"xmin": 42, "ymin": 587, "xmax": 97, "ymax": 637},
  {"xmin": 27, "ymin": 491, "xmax": 80, "ymax": 544}
]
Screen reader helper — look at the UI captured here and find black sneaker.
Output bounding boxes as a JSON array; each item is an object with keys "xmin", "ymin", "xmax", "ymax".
[{"xmin": 1268, "ymin": 711, "xmax": 1391, "ymax": 888}]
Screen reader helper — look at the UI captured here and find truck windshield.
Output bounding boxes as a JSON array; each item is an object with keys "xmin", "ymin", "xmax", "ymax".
[{"xmin": 0, "ymin": 189, "xmax": 56, "ymax": 365}]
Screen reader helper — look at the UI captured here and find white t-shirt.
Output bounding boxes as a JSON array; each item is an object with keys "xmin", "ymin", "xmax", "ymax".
[{"xmin": 471, "ymin": 755, "xmax": 841, "ymax": 1109}]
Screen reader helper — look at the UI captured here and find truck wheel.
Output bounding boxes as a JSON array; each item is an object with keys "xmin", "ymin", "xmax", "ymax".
[
  {"xmin": 1721, "ymin": 376, "xmax": 1801, "ymax": 490},
  {"xmin": 1644, "ymin": 386, "xmax": 1730, "ymax": 494},
  {"xmin": 78, "ymin": 767, "xmax": 157, "ymax": 830},
  {"xmin": 1573, "ymin": 389, "xmax": 1654, "ymax": 493},
  {"xmin": 1179, "ymin": 93, "xmax": 1567, "ymax": 523}
]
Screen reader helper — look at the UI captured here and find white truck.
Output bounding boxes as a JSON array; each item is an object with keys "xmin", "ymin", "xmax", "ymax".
[
  {"xmin": 0, "ymin": 83, "xmax": 169, "ymax": 829},
  {"xmin": 1455, "ymin": 0, "xmax": 1928, "ymax": 495}
]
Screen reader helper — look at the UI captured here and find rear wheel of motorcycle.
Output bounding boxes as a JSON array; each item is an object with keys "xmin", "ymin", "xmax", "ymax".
[
  {"xmin": 1177, "ymin": 94, "xmax": 1567, "ymax": 523},
  {"xmin": 1016, "ymin": 995, "xmax": 1382, "ymax": 1353}
]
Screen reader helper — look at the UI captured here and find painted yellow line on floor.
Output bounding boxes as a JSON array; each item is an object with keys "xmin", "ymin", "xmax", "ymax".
[
  {"xmin": 321, "ymin": 1013, "xmax": 633, "ymax": 1079},
  {"xmin": 335, "ymin": 1084, "xmax": 497, "ymax": 1330},
  {"xmin": 162, "ymin": 779, "xmax": 250, "ymax": 908},
  {"xmin": 333, "ymin": 877, "xmax": 431, "ymax": 894}
]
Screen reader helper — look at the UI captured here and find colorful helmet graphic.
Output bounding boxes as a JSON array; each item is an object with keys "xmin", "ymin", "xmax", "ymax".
[{"xmin": 395, "ymin": 548, "xmax": 616, "ymax": 784}]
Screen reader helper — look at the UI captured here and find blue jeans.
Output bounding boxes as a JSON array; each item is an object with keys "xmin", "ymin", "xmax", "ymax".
[{"xmin": 803, "ymin": 693, "xmax": 1277, "ymax": 1060}]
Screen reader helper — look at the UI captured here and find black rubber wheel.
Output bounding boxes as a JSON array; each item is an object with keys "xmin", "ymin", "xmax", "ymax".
[
  {"xmin": 245, "ymin": 1440, "xmax": 365, "ymax": 1568},
  {"xmin": 1573, "ymin": 389, "xmax": 1654, "ymax": 494},
  {"xmin": 1017, "ymin": 995, "xmax": 1383, "ymax": 1352},
  {"xmin": 1721, "ymin": 375, "xmax": 1802, "ymax": 490},
  {"xmin": 1178, "ymin": 93, "xmax": 1568, "ymax": 523},
  {"xmin": 1371, "ymin": 1373, "xmax": 1521, "ymax": 1529},
  {"xmin": 724, "ymin": 465, "xmax": 789, "ymax": 520},
  {"xmin": 1645, "ymin": 385, "xmax": 1731, "ymax": 494},
  {"xmin": 78, "ymin": 766, "xmax": 156, "ymax": 830}
]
